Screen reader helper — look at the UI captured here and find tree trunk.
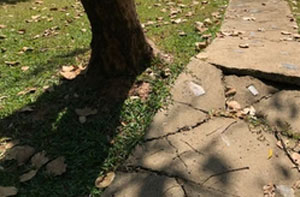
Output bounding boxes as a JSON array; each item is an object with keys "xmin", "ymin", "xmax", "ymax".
[{"xmin": 80, "ymin": 0, "xmax": 153, "ymax": 77}]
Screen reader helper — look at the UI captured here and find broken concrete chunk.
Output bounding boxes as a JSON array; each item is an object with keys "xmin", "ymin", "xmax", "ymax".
[
  {"xmin": 188, "ymin": 81, "xmax": 205, "ymax": 96},
  {"xmin": 247, "ymin": 85, "xmax": 259, "ymax": 96}
]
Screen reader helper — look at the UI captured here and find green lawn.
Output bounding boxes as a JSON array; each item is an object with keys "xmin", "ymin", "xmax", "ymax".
[{"xmin": 0, "ymin": 0, "xmax": 228, "ymax": 196}]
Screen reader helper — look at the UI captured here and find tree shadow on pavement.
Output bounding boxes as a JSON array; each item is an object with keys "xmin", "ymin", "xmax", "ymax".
[{"xmin": 0, "ymin": 48, "xmax": 147, "ymax": 196}]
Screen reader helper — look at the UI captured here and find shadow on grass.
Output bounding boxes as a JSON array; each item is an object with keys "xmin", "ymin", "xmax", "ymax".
[
  {"xmin": 0, "ymin": 0, "xmax": 29, "ymax": 4},
  {"xmin": 0, "ymin": 48, "xmax": 148, "ymax": 196}
]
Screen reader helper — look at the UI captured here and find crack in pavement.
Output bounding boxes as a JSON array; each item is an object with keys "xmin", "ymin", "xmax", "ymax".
[
  {"xmin": 120, "ymin": 165, "xmax": 241, "ymax": 197},
  {"xmin": 166, "ymin": 136, "xmax": 189, "ymax": 169},
  {"xmin": 144, "ymin": 117, "xmax": 210, "ymax": 142},
  {"xmin": 175, "ymin": 178, "xmax": 189, "ymax": 197},
  {"xmin": 173, "ymin": 100, "xmax": 209, "ymax": 114}
]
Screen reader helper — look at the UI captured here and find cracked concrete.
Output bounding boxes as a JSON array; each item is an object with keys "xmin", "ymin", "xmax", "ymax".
[
  {"xmin": 254, "ymin": 90, "xmax": 300, "ymax": 134},
  {"xmin": 204, "ymin": 0, "xmax": 300, "ymax": 86},
  {"xmin": 102, "ymin": 0, "xmax": 300, "ymax": 196}
]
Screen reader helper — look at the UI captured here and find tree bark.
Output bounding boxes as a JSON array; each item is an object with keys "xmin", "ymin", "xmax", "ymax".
[{"xmin": 80, "ymin": 0, "xmax": 153, "ymax": 77}]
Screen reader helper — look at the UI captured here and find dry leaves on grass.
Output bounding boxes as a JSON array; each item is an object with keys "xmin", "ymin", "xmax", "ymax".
[
  {"xmin": 0, "ymin": 186, "xmax": 18, "ymax": 197},
  {"xmin": 5, "ymin": 145, "xmax": 35, "ymax": 166},
  {"xmin": 129, "ymin": 82, "xmax": 152, "ymax": 101},
  {"xmin": 46, "ymin": 156, "xmax": 67, "ymax": 176},
  {"xmin": 95, "ymin": 172, "xmax": 115, "ymax": 188}
]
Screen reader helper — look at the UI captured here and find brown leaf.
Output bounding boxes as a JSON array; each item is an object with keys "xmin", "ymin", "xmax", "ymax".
[
  {"xmin": 75, "ymin": 107, "xmax": 98, "ymax": 117},
  {"xmin": 19, "ymin": 170, "xmax": 38, "ymax": 182},
  {"xmin": 31, "ymin": 151, "xmax": 49, "ymax": 169},
  {"xmin": 95, "ymin": 172, "xmax": 115, "ymax": 188},
  {"xmin": 225, "ymin": 87, "xmax": 237, "ymax": 97},
  {"xmin": 5, "ymin": 145, "xmax": 35, "ymax": 166},
  {"xmin": 17, "ymin": 87, "xmax": 37, "ymax": 96},
  {"xmin": 226, "ymin": 100, "xmax": 242, "ymax": 111},
  {"xmin": 292, "ymin": 152, "xmax": 300, "ymax": 165},
  {"xmin": 0, "ymin": 186, "xmax": 18, "ymax": 197},
  {"xmin": 239, "ymin": 43, "xmax": 249, "ymax": 48},
  {"xmin": 21, "ymin": 66, "xmax": 30, "ymax": 72},
  {"xmin": 59, "ymin": 66, "xmax": 81, "ymax": 80},
  {"xmin": 4, "ymin": 61, "xmax": 20, "ymax": 66},
  {"xmin": 46, "ymin": 156, "xmax": 67, "ymax": 176},
  {"xmin": 0, "ymin": 24, "xmax": 6, "ymax": 29}
]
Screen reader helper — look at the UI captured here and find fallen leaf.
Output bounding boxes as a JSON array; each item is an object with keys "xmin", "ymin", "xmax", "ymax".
[
  {"xmin": 19, "ymin": 106, "xmax": 34, "ymax": 113},
  {"xmin": 195, "ymin": 42, "xmax": 207, "ymax": 50},
  {"xmin": 0, "ymin": 34, "xmax": 7, "ymax": 39},
  {"xmin": 17, "ymin": 87, "xmax": 37, "ymax": 96},
  {"xmin": 59, "ymin": 66, "xmax": 81, "ymax": 80},
  {"xmin": 31, "ymin": 151, "xmax": 49, "ymax": 169},
  {"xmin": 263, "ymin": 183, "xmax": 275, "ymax": 197},
  {"xmin": 204, "ymin": 18, "xmax": 212, "ymax": 26},
  {"xmin": 5, "ymin": 145, "xmax": 35, "ymax": 166},
  {"xmin": 292, "ymin": 152, "xmax": 300, "ymax": 165},
  {"xmin": 75, "ymin": 107, "xmax": 98, "ymax": 117},
  {"xmin": 136, "ymin": 82, "xmax": 151, "ymax": 101},
  {"xmin": 226, "ymin": 100, "xmax": 241, "ymax": 111},
  {"xmin": 46, "ymin": 156, "xmax": 67, "ymax": 176},
  {"xmin": 281, "ymin": 31, "xmax": 291, "ymax": 35},
  {"xmin": 21, "ymin": 47, "xmax": 34, "ymax": 52},
  {"xmin": 239, "ymin": 43, "xmax": 249, "ymax": 48},
  {"xmin": 95, "ymin": 172, "xmax": 115, "ymax": 188},
  {"xmin": 0, "ymin": 24, "xmax": 6, "ymax": 29},
  {"xmin": 267, "ymin": 149, "xmax": 273, "ymax": 160},
  {"xmin": 4, "ymin": 61, "xmax": 20, "ymax": 66},
  {"xmin": 78, "ymin": 116, "xmax": 87, "ymax": 124},
  {"xmin": 21, "ymin": 66, "xmax": 30, "ymax": 72},
  {"xmin": 19, "ymin": 170, "xmax": 38, "ymax": 182},
  {"xmin": 0, "ymin": 186, "xmax": 18, "ymax": 197},
  {"xmin": 225, "ymin": 87, "xmax": 237, "ymax": 97}
]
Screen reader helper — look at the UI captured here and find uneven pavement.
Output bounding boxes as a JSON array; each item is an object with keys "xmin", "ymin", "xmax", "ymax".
[{"xmin": 102, "ymin": 0, "xmax": 300, "ymax": 196}]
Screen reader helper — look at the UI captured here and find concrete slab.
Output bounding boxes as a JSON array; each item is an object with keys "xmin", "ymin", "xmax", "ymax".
[
  {"xmin": 254, "ymin": 90, "xmax": 300, "ymax": 134},
  {"xmin": 102, "ymin": 172, "xmax": 184, "ymax": 197},
  {"xmin": 126, "ymin": 119, "xmax": 299, "ymax": 196},
  {"xmin": 171, "ymin": 59, "xmax": 225, "ymax": 111},
  {"xmin": 204, "ymin": 0, "xmax": 300, "ymax": 86},
  {"xmin": 224, "ymin": 75, "xmax": 278, "ymax": 107},
  {"xmin": 144, "ymin": 102, "xmax": 207, "ymax": 140}
]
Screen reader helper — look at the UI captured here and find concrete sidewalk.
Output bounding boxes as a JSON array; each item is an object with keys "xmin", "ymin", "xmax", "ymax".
[{"xmin": 102, "ymin": 0, "xmax": 300, "ymax": 196}]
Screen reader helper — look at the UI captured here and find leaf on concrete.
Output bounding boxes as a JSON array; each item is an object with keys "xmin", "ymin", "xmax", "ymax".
[
  {"xmin": 0, "ymin": 186, "xmax": 18, "ymax": 197},
  {"xmin": 19, "ymin": 170, "xmax": 38, "ymax": 182},
  {"xmin": 31, "ymin": 151, "xmax": 49, "ymax": 169},
  {"xmin": 267, "ymin": 149, "xmax": 273, "ymax": 160},
  {"xmin": 292, "ymin": 152, "xmax": 300, "ymax": 165},
  {"xmin": 46, "ymin": 156, "xmax": 67, "ymax": 176},
  {"xmin": 95, "ymin": 172, "xmax": 115, "ymax": 188},
  {"xmin": 226, "ymin": 100, "xmax": 241, "ymax": 111},
  {"xmin": 5, "ymin": 145, "xmax": 35, "ymax": 166}
]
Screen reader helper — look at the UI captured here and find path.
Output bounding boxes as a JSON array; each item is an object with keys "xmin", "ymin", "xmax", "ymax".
[{"xmin": 102, "ymin": 0, "xmax": 300, "ymax": 196}]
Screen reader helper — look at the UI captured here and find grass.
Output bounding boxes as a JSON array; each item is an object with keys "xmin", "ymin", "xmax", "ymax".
[
  {"xmin": 287, "ymin": 0, "xmax": 300, "ymax": 32},
  {"xmin": 0, "ymin": 0, "xmax": 228, "ymax": 196}
]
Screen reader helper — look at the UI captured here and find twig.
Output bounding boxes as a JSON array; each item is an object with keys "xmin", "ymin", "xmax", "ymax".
[
  {"xmin": 201, "ymin": 166, "xmax": 250, "ymax": 185},
  {"xmin": 206, "ymin": 120, "xmax": 237, "ymax": 136},
  {"xmin": 274, "ymin": 131, "xmax": 300, "ymax": 172}
]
